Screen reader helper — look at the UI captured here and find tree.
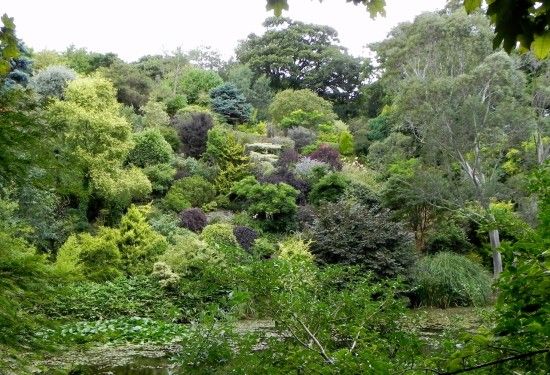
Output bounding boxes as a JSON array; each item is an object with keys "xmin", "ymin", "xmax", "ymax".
[
  {"xmin": 269, "ymin": 89, "xmax": 336, "ymax": 125},
  {"xmin": 264, "ymin": 1, "xmax": 550, "ymax": 59},
  {"xmin": 227, "ymin": 64, "xmax": 274, "ymax": 120},
  {"xmin": 101, "ymin": 61, "xmax": 154, "ymax": 111},
  {"xmin": 31, "ymin": 65, "xmax": 76, "ymax": 99},
  {"xmin": 0, "ymin": 14, "xmax": 19, "ymax": 76},
  {"xmin": 236, "ymin": 17, "xmax": 366, "ymax": 116},
  {"xmin": 47, "ymin": 76, "xmax": 151, "ymax": 216},
  {"xmin": 175, "ymin": 112, "xmax": 214, "ymax": 158},
  {"xmin": 179, "ymin": 68, "xmax": 223, "ymax": 105},
  {"xmin": 210, "ymin": 83, "xmax": 252, "ymax": 124},
  {"xmin": 394, "ymin": 52, "xmax": 535, "ymax": 275},
  {"xmin": 186, "ymin": 46, "xmax": 224, "ymax": 71}
]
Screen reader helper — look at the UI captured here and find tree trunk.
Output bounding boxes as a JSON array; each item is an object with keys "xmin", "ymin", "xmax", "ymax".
[{"xmin": 489, "ymin": 229, "xmax": 503, "ymax": 277}]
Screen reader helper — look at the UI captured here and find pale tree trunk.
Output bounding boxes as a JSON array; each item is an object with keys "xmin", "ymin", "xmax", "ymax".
[{"xmin": 489, "ymin": 229, "xmax": 503, "ymax": 277}]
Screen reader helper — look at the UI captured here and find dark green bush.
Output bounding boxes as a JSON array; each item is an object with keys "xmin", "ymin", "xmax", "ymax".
[
  {"xmin": 175, "ymin": 112, "xmax": 214, "ymax": 158},
  {"xmin": 311, "ymin": 201, "xmax": 415, "ymax": 278},
  {"xmin": 411, "ymin": 252, "xmax": 493, "ymax": 308},
  {"xmin": 230, "ymin": 176, "xmax": 298, "ymax": 232},
  {"xmin": 308, "ymin": 172, "xmax": 350, "ymax": 205}
]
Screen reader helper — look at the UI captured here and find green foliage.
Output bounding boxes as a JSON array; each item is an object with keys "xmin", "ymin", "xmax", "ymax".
[
  {"xmin": 118, "ymin": 205, "xmax": 168, "ymax": 276},
  {"xmin": 159, "ymin": 232, "xmax": 223, "ymax": 275},
  {"xmin": 268, "ymin": 89, "xmax": 336, "ymax": 125},
  {"xmin": 127, "ymin": 128, "xmax": 174, "ymax": 167},
  {"xmin": 210, "ymin": 83, "xmax": 252, "ymax": 124},
  {"xmin": 338, "ymin": 129, "xmax": 354, "ymax": 155},
  {"xmin": 56, "ymin": 228, "xmax": 122, "ymax": 281},
  {"xmin": 175, "ymin": 112, "xmax": 214, "ymax": 158},
  {"xmin": 201, "ymin": 223, "xmax": 239, "ymax": 249},
  {"xmin": 280, "ymin": 109, "xmax": 329, "ymax": 130},
  {"xmin": 412, "ymin": 252, "xmax": 493, "ymax": 308},
  {"xmin": 0, "ymin": 226, "xmax": 57, "ymax": 347},
  {"xmin": 143, "ymin": 163, "xmax": 176, "ymax": 194},
  {"xmin": 236, "ymin": 17, "xmax": 367, "ymax": 114},
  {"xmin": 311, "ymin": 201, "xmax": 415, "ymax": 278},
  {"xmin": 278, "ymin": 235, "xmax": 314, "ymax": 262},
  {"xmin": 308, "ymin": 172, "xmax": 350, "ymax": 205},
  {"xmin": 179, "ymin": 68, "xmax": 223, "ymax": 105},
  {"xmin": 101, "ymin": 61, "xmax": 153, "ymax": 110},
  {"xmin": 205, "ymin": 126, "xmax": 251, "ymax": 193},
  {"xmin": 40, "ymin": 276, "xmax": 179, "ymax": 321},
  {"xmin": 0, "ymin": 14, "xmax": 20, "ymax": 76},
  {"xmin": 164, "ymin": 176, "xmax": 216, "ymax": 212},
  {"xmin": 464, "ymin": 0, "xmax": 550, "ymax": 58},
  {"xmin": 230, "ymin": 176, "xmax": 298, "ymax": 232}
]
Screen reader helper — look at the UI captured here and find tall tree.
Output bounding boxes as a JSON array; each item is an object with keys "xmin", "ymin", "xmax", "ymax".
[
  {"xmin": 236, "ymin": 17, "xmax": 366, "ymax": 117},
  {"xmin": 394, "ymin": 52, "xmax": 535, "ymax": 275}
]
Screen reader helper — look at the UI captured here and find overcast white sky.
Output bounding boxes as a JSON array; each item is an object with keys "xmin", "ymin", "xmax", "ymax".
[{"xmin": 3, "ymin": 0, "xmax": 447, "ymax": 62}]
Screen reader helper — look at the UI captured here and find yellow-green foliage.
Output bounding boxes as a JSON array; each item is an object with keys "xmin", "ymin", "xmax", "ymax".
[
  {"xmin": 47, "ymin": 76, "xmax": 152, "ymax": 205},
  {"xmin": 55, "ymin": 227, "xmax": 122, "ymax": 281},
  {"xmin": 56, "ymin": 205, "xmax": 168, "ymax": 279},
  {"xmin": 278, "ymin": 235, "xmax": 314, "ymax": 262},
  {"xmin": 201, "ymin": 223, "xmax": 238, "ymax": 248},
  {"xmin": 118, "ymin": 205, "xmax": 169, "ymax": 276},
  {"xmin": 338, "ymin": 130, "xmax": 354, "ymax": 156},
  {"xmin": 163, "ymin": 176, "xmax": 216, "ymax": 212},
  {"xmin": 159, "ymin": 232, "xmax": 224, "ymax": 275},
  {"xmin": 479, "ymin": 201, "xmax": 535, "ymax": 241}
]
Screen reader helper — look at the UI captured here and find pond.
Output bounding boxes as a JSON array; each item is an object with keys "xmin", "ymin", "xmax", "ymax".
[{"xmin": 69, "ymin": 356, "xmax": 178, "ymax": 375}]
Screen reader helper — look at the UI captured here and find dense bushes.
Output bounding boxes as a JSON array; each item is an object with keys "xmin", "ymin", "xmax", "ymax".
[
  {"xmin": 309, "ymin": 144, "xmax": 343, "ymax": 170},
  {"xmin": 127, "ymin": 128, "xmax": 174, "ymax": 167},
  {"xmin": 308, "ymin": 172, "xmax": 350, "ymax": 205},
  {"xmin": 311, "ymin": 201, "xmax": 415, "ymax": 278},
  {"xmin": 230, "ymin": 176, "xmax": 298, "ymax": 232},
  {"xmin": 164, "ymin": 176, "xmax": 216, "ymax": 212},
  {"xmin": 175, "ymin": 112, "xmax": 214, "ymax": 158},
  {"xmin": 179, "ymin": 208, "xmax": 208, "ymax": 233},
  {"xmin": 233, "ymin": 226, "xmax": 258, "ymax": 251},
  {"xmin": 411, "ymin": 252, "xmax": 493, "ymax": 308}
]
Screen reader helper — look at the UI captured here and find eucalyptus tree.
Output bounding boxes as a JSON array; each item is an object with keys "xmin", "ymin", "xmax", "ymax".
[{"xmin": 394, "ymin": 52, "xmax": 535, "ymax": 275}]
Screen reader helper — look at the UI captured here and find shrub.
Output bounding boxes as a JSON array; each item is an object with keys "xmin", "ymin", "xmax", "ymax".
[
  {"xmin": 175, "ymin": 156, "xmax": 218, "ymax": 181},
  {"xmin": 165, "ymin": 94, "xmax": 187, "ymax": 116},
  {"xmin": 175, "ymin": 112, "xmax": 214, "ymax": 158},
  {"xmin": 309, "ymin": 144, "xmax": 343, "ymax": 170},
  {"xmin": 56, "ymin": 228, "xmax": 122, "ymax": 281},
  {"xmin": 411, "ymin": 252, "xmax": 493, "ymax": 308},
  {"xmin": 260, "ymin": 167, "xmax": 309, "ymax": 204},
  {"xmin": 275, "ymin": 148, "xmax": 301, "ymax": 169},
  {"xmin": 311, "ymin": 201, "xmax": 415, "ymax": 278},
  {"xmin": 280, "ymin": 109, "xmax": 328, "ymax": 130},
  {"xmin": 201, "ymin": 223, "xmax": 239, "ymax": 248},
  {"xmin": 268, "ymin": 89, "xmax": 336, "ymax": 125},
  {"xmin": 127, "ymin": 128, "xmax": 174, "ymax": 167},
  {"xmin": 164, "ymin": 176, "xmax": 217, "ymax": 211},
  {"xmin": 338, "ymin": 130, "xmax": 354, "ymax": 156},
  {"xmin": 296, "ymin": 205, "xmax": 317, "ymax": 231},
  {"xmin": 308, "ymin": 172, "xmax": 350, "ymax": 206},
  {"xmin": 31, "ymin": 65, "xmax": 76, "ymax": 99},
  {"xmin": 118, "ymin": 205, "xmax": 169, "ymax": 276},
  {"xmin": 210, "ymin": 83, "xmax": 252, "ymax": 124},
  {"xmin": 159, "ymin": 232, "xmax": 222, "ymax": 275},
  {"xmin": 294, "ymin": 157, "xmax": 330, "ymax": 182},
  {"xmin": 287, "ymin": 126, "xmax": 317, "ymax": 152},
  {"xmin": 179, "ymin": 68, "xmax": 223, "ymax": 105},
  {"xmin": 278, "ymin": 236, "xmax": 314, "ymax": 262},
  {"xmin": 179, "ymin": 208, "xmax": 208, "ymax": 233},
  {"xmin": 143, "ymin": 163, "xmax": 176, "ymax": 194},
  {"xmin": 230, "ymin": 176, "xmax": 299, "ymax": 232},
  {"xmin": 233, "ymin": 226, "xmax": 258, "ymax": 251}
]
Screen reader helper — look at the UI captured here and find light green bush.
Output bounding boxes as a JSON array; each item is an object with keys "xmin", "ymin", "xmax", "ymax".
[{"xmin": 412, "ymin": 252, "xmax": 493, "ymax": 308}]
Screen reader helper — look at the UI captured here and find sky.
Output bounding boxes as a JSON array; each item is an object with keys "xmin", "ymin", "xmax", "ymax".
[{"xmin": 3, "ymin": 0, "xmax": 447, "ymax": 62}]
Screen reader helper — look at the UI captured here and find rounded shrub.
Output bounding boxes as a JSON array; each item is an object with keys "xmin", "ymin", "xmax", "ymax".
[
  {"xmin": 309, "ymin": 144, "xmax": 343, "ymax": 170},
  {"xmin": 201, "ymin": 223, "xmax": 239, "ymax": 248},
  {"xmin": 311, "ymin": 201, "xmax": 415, "ymax": 278},
  {"xmin": 411, "ymin": 252, "xmax": 493, "ymax": 308},
  {"xmin": 164, "ymin": 176, "xmax": 217, "ymax": 212},
  {"xmin": 127, "ymin": 128, "xmax": 174, "ymax": 167},
  {"xmin": 179, "ymin": 208, "xmax": 208, "ymax": 233},
  {"xmin": 233, "ymin": 226, "xmax": 258, "ymax": 251},
  {"xmin": 287, "ymin": 126, "xmax": 317, "ymax": 152},
  {"xmin": 308, "ymin": 172, "xmax": 350, "ymax": 206},
  {"xmin": 32, "ymin": 65, "xmax": 77, "ymax": 99}
]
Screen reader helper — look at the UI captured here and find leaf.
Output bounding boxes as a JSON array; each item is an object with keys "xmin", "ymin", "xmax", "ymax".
[
  {"xmin": 464, "ymin": 0, "xmax": 482, "ymax": 13},
  {"xmin": 2, "ymin": 42, "xmax": 19, "ymax": 59},
  {"xmin": 531, "ymin": 31, "xmax": 550, "ymax": 60},
  {"xmin": 266, "ymin": 0, "xmax": 289, "ymax": 17},
  {"xmin": 0, "ymin": 60, "xmax": 9, "ymax": 75},
  {"xmin": 1, "ymin": 13, "xmax": 15, "ymax": 30}
]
